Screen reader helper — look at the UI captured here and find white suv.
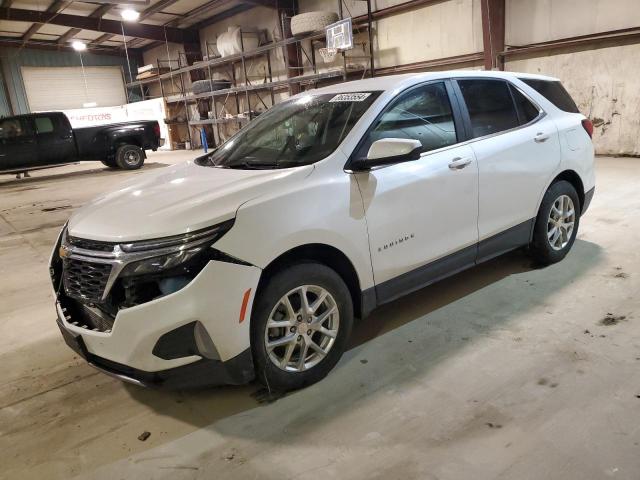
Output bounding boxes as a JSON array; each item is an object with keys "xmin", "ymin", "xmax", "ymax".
[{"xmin": 51, "ymin": 71, "xmax": 595, "ymax": 391}]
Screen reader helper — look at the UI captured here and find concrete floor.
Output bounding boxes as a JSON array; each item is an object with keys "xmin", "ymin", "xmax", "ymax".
[{"xmin": 1, "ymin": 153, "xmax": 639, "ymax": 480}]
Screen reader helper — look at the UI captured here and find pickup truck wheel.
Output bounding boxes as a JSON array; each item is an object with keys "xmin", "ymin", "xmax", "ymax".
[
  {"xmin": 115, "ymin": 144, "xmax": 145, "ymax": 170},
  {"xmin": 101, "ymin": 159, "xmax": 117, "ymax": 169},
  {"xmin": 251, "ymin": 263, "xmax": 354, "ymax": 392}
]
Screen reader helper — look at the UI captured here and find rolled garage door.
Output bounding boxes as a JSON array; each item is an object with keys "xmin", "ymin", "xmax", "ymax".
[{"xmin": 21, "ymin": 66, "xmax": 127, "ymax": 111}]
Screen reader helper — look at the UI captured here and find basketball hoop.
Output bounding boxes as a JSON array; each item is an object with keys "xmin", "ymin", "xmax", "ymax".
[{"xmin": 319, "ymin": 47, "xmax": 338, "ymax": 63}]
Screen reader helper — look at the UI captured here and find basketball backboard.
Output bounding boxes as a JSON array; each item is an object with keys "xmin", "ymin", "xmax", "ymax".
[{"xmin": 326, "ymin": 17, "xmax": 353, "ymax": 50}]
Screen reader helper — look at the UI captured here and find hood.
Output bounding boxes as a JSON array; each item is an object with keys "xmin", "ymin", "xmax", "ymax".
[{"xmin": 68, "ymin": 160, "xmax": 313, "ymax": 242}]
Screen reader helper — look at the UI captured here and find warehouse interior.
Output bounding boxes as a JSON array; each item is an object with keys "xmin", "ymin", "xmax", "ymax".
[{"xmin": 1, "ymin": 0, "xmax": 640, "ymax": 479}]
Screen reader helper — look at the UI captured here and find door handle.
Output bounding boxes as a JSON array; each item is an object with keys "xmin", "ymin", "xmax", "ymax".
[
  {"xmin": 534, "ymin": 132, "xmax": 550, "ymax": 143},
  {"xmin": 448, "ymin": 157, "xmax": 472, "ymax": 170}
]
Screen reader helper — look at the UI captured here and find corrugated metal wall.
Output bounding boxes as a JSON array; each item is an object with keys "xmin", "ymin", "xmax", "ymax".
[
  {"xmin": 0, "ymin": 67, "xmax": 11, "ymax": 116},
  {"xmin": 0, "ymin": 47, "xmax": 138, "ymax": 116}
]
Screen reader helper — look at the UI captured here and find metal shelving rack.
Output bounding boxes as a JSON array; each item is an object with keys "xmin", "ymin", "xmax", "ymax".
[{"xmin": 125, "ymin": 0, "xmax": 374, "ymax": 149}]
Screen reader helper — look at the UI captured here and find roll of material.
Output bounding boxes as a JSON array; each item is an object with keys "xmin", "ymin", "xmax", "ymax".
[{"xmin": 217, "ymin": 26, "xmax": 260, "ymax": 57}]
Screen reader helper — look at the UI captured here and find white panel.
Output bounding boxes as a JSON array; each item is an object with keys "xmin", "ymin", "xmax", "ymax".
[
  {"xmin": 21, "ymin": 66, "xmax": 126, "ymax": 111},
  {"xmin": 37, "ymin": 24, "xmax": 73, "ymax": 35},
  {"xmin": 506, "ymin": 0, "xmax": 640, "ymax": 45},
  {"xmin": 0, "ymin": 20, "xmax": 30, "ymax": 35},
  {"xmin": 31, "ymin": 33, "xmax": 58, "ymax": 40},
  {"xmin": 11, "ymin": 0, "xmax": 50, "ymax": 11},
  {"xmin": 74, "ymin": 30, "xmax": 106, "ymax": 40}
]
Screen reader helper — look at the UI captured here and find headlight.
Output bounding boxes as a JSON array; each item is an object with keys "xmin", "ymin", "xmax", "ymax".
[
  {"xmin": 118, "ymin": 219, "xmax": 234, "ymax": 278},
  {"xmin": 120, "ymin": 245, "xmax": 206, "ymax": 277},
  {"xmin": 119, "ymin": 219, "xmax": 234, "ymax": 253}
]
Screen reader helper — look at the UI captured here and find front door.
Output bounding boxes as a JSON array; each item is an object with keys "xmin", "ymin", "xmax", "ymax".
[
  {"xmin": 34, "ymin": 114, "xmax": 76, "ymax": 166},
  {"xmin": 353, "ymin": 81, "xmax": 479, "ymax": 303},
  {"xmin": 0, "ymin": 117, "xmax": 36, "ymax": 171}
]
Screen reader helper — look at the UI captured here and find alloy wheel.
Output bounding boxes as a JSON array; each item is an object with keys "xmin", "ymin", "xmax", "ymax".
[
  {"xmin": 264, "ymin": 285, "xmax": 339, "ymax": 372},
  {"xmin": 547, "ymin": 194, "xmax": 575, "ymax": 251}
]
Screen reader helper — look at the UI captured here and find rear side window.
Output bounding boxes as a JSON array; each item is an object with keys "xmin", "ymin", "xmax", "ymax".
[
  {"xmin": 34, "ymin": 116, "xmax": 55, "ymax": 134},
  {"xmin": 520, "ymin": 79, "xmax": 579, "ymax": 113},
  {"xmin": 509, "ymin": 85, "xmax": 540, "ymax": 125},
  {"xmin": 457, "ymin": 79, "xmax": 519, "ymax": 137},
  {"xmin": 0, "ymin": 118, "xmax": 28, "ymax": 139}
]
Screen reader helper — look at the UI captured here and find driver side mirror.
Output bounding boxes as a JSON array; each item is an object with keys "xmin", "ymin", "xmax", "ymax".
[{"xmin": 351, "ymin": 138, "xmax": 423, "ymax": 171}]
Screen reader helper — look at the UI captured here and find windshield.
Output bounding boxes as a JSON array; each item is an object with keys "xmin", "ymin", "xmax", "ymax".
[{"xmin": 197, "ymin": 91, "xmax": 381, "ymax": 169}]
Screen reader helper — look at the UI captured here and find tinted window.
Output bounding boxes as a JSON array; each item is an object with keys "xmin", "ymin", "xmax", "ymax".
[
  {"xmin": 509, "ymin": 85, "xmax": 540, "ymax": 125},
  {"xmin": 35, "ymin": 116, "xmax": 55, "ymax": 134},
  {"xmin": 458, "ymin": 79, "xmax": 519, "ymax": 138},
  {"xmin": 358, "ymin": 82, "xmax": 457, "ymax": 156},
  {"xmin": 520, "ymin": 79, "xmax": 579, "ymax": 113},
  {"xmin": 0, "ymin": 118, "xmax": 28, "ymax": 140}
]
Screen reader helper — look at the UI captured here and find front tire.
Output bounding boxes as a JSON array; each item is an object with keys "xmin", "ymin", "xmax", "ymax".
[
  {"xmin": 251, "ymin": 263, "xmax": 354, "ymax": 392},
  {"xmin": 530, "ymin": 180, "xmax": 580, "ymax": 265},
  {"xmin": 115, "ymin": 144, "xmax": 145, "ymax": 170}
]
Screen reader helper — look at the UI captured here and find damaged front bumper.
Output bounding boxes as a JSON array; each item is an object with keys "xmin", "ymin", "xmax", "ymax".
[
  {"xmin": 56, "ymin": 314, "xmax": 253, "ymax": 389},
  {"xmin": 52, "ymin": 244, "xmax": 262, "ymax": 389}
]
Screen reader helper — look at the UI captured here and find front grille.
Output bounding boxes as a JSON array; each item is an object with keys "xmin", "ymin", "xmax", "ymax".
[
  {"xmin": 59, "ymin": 297, "xmax": 115, "ymax": 333},
  {"xmin": 67, "ymin": 235, "xmax": 115, "ymax": 252},
  {"xmin": 75, "ymin": 303, "xmax": 115, "ymax": 332},
  {"xmin": 63, "ymin": 258, "xmax": 112, "ymax": 304}
]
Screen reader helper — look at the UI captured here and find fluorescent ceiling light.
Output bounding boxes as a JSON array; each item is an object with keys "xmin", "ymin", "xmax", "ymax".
[
  {"xmin": 72, "ymin": 41, "xmax": 87, "ymax": 51},
  {"xmin": 83, "ymin": 102, "xmax": 98, "ymax": 108},
  {"xmin": 121, "ymin": 9, "xmax": 140, "ymax": 21}
]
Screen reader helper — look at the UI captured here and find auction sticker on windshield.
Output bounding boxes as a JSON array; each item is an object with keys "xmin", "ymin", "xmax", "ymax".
[{"xmin": 329, "ymin": 93, "xmax": 372, "ymax": 102}]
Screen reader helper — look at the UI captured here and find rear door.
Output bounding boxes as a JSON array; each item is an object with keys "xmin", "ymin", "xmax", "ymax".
[
  {"xmin": 34, "ymin": 114, "xmax": 76, "ymax": 166},
  {"xmin": 0, "ymin": 116, "xmax": 36, "ymax": 171},
  {"xmin": 454, "ymin": 78, "xmax": 561, "ymax": 260}
]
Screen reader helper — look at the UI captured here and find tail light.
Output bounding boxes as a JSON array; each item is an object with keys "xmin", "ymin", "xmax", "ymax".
[
  {"xmin": 153, "ymin": 123, "xmax": 161, "ymax": 138},
  {"xmin": 582, "ymin": 119, "xmax": 594, "ymax": 138}
]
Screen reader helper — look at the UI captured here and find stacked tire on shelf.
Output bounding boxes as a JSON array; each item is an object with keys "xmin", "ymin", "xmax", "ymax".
[
  {"xmin": 192, "ymin": 79, "xmax": 232, "ymax": 95},
  {"xmin": 290, "ymin": 11, "xmax": 339, "ymax": 36}
]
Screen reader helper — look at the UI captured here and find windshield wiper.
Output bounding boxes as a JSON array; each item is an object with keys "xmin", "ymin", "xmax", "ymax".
[{"xmin": 226, "ymin": 161, "xmax": 280, "ymax": 170}]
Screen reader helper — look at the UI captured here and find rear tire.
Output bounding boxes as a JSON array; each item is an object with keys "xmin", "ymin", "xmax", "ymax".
[
  {"xmin": 115, "ymin": 144, "xmax": 145, "ymax": 170},
  {"xmin": 529, "ymin": 180, "xmax": 580, "ymax": 265},
  {"xmin": 251, "ymin": 263, "xmax": 353, "ymax": 392}
]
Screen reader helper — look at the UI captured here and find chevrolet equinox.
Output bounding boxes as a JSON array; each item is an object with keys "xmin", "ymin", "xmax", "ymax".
[{"xmin": 51, "ymin": 71, "xmax": 595, "ymax": 391}]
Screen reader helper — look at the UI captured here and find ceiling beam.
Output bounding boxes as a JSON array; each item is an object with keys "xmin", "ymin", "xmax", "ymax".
[
  {"xmin": 138, "ymin": 0, "xmax": 182, "ymax": 19},
  {"xmin": 57, "ymin": 27, "xmax": 82, "ymax": 44},
  {"xmin": 167, "ymin": 0, "xmax": 236, "ymax": 27},
  {"xmin": 0, "ymin": 7, "xmax": 198, "ymax": 43},
  {"xmin": 89, "ymin": 0, "xmax": 182, "ymax": 47},
  {"xmin": 22, "ymin": 0, "xmax": 68, "ymax": 43},
  {"xmin": 57, "ymin": 3, "xmax": 115, "ymax": 45},
  {"xmin": 90, "ymin": 33, "xmax": 115, "ymax": 47},
  {"xmin": 138, "ymin": 0, "xmax": 263, "ymax": 52},
  {"xmin": 190, "ymin": 3, "xmax": 254, "ymax": 31},
  {"xmin": 0, "ymin": 35, "xmax": 140, "ymax": 55},
  {"xmin": 241, "ymin": 0, "xmax": 278, "ymax": 7}
]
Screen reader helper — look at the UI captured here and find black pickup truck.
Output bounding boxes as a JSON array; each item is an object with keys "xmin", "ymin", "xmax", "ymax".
[{"xmin": 0, "ymin": 112, "xmax": 163, "ymax": 174}]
